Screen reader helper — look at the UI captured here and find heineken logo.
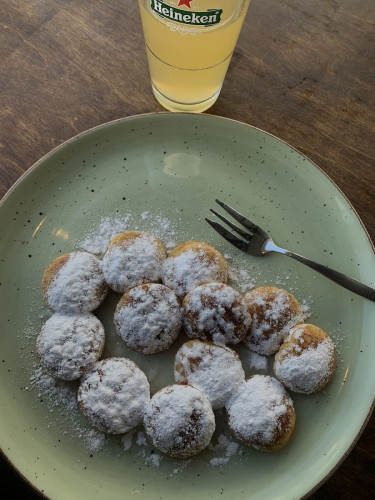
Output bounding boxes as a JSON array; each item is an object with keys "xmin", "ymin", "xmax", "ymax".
[{"xmin": 151, "ymin": 0, "xmax": 223, "ymax": 26}]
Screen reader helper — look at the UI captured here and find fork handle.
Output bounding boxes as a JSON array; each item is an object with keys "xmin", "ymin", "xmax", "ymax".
[
  {"xmin": 264, "ymin": 240, "xmax": 375, "ymax": 301},
  {"xmin": 285, "ymin": 250, "xmax": 375, "ymax": 301}
]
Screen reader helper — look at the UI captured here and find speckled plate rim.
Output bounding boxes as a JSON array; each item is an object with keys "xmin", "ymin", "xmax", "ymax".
[{"xmin": 0, "ymin": 111, "xmax": 374, "ymax": 499}]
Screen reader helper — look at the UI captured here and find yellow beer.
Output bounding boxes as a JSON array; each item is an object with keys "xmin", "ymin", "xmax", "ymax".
[{"xmin": 138, "ymin": 0, "xmax": 251, "ymax": 112}]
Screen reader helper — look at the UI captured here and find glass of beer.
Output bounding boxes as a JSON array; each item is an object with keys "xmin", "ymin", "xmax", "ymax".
[{"xmin": 138, "ymin": 0, "xmax": 252, "ymax": 112}]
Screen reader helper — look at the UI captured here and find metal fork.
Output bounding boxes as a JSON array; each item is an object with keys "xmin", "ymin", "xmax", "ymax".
[{"xmin": 206, "ymin": 199, "xmax": 375, "ymax": 302}]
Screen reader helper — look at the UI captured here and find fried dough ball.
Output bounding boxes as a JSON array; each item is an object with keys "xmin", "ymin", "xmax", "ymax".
[
  {"xmin": 114, "ymin": 283, "xmax": 183, "ymax": 354},
  {"xmin": 162, "ymin": 241, "xmax": 228, "ymax": 299},
  {"xmin": 102, "ymin": 231, "xmax": 166, "ymax": 293},
  {"xmin": 174, "ymin": 340, "xmax": 245, "ymax": 409},
  {"xmin": 78, "ymin": 358, "xmax": 150, "ymax": 434},
  {"xmin": 143, "ymin": 384, "xmax": 215, "ymax": 458},
  {"xmin": 36, "ymin": 313, "xmax": 105, "ymax": 381},
  {"xmin": 226, "ymin": 375, "xmax": 296, "ymax": 452},
  {"xmin": 274, "ymin": 323, "xmax": 335, "ymax": 394},
  {"xmin": 182, "ymin": 282, "xmax": 251, "ymax": 345},
  {"xmin": 243, "ymin": 287, "xmax": 304, "ymax": 355},
  {"xmin": 42, "ymin": 251, "xmax": 108, "ymax": 313}
]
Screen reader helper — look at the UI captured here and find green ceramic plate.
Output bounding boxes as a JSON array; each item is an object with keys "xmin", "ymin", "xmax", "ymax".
[{"xmin": 0, "ymin": 113, "xmax": 374, "ymax": 500}]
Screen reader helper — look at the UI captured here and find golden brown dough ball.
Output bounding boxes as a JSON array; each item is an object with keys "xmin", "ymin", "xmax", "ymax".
[
  {"xmin": 78, "ymin": 358, "xmax": 150, "ymax": 434},
  {"xmin": 243, "ymin": 287, "xmax": 304, "ymax": 355},
  {"xmin": 174, "ymin": 339, "xmax": 245, "ymax": 409},
  {"xmin": 36, "ymin": 313, "xmax": 105, "ymax": 381},
  {"xmin": 114, "ymin": 283, "xmax": 183, "ymax": 354},
  {"xmin": 102, "ymin": 231, "xmax": 166, "ymax": 293},
  {"xmin": 42, "ymin": 251, "xmax": 108, "ymax": 313},
  {"xmin": 274, "ymin": 323, "xmax": 335, "ymax": 394},
  {"xmin": 226, "ymin": 375, "xmax": 296, "ymax": 452},
  {"xmin": 182, "ymin": 282, "xmax": 251, "ymax": 345},
  {"xmin": 143, "ymin": 384, "xmax": 215, "ymax": 458},
  {"xmin": 162, "ymin": 241, "xmax": 228, "ymax": 299}
]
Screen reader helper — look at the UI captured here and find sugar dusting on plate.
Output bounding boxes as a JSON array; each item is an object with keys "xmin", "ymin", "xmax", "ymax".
[
  {"xmin": 30, "ymin": 365, "xmax": 107, "ymax": 453},
  {"xmin": 79, "ymin": 211, "xmax": 180, "ymax": 255},
  {"xmin": 248, "ymin": 350, "xmax": 269, "ymax": 373},
  {"xmin": 208, "ymin": 434, "xmax": 242, "ymax": 467}
]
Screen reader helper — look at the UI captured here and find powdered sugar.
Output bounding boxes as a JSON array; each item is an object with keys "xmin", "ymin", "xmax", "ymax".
[
  {"xmin": 248, "ymin": 350, "xmax": 268, "ymax": 373},
  {"xmin": 84, "ymin": 428, "xmax": 108, "ymax": 452},
  {"xmin": 174, "ymin": 340, "xmax": 245, "ymax": 409},
  {"xmin": 182, "ymin": 282, "xmax": 252, "ymax": 345},
  {"xmin": 300, "ymin": 300, "xmax": 312, "ymax": 320},
  {"xmin": 228, "ymin": 266, "xmax": 256, "ymax": 294},
  {"xmin": 102, "ymin": 232, "xmax": 166, "ymax": 293},
  {"xmin": 80, "ymin": 215, "xmax": 134, "ymax": 255},
  {"xmin": 36, "ymin": 313, "xmax": 105, "ymax": 381},
  {"xmin": 226, "ymin": 375, "xmax": 295, "ymax": 451},
  {"xmin": 78, "ymin": 358, "xmax": 150, "ymax": 434},
  {"xmin": 143, "ymin": 385, "xmax": 215, "ymax": 458},
  {"xmin": 170, "ymin": 459, "xmax": 191, "ymax": 475},
  {"xmin": 79, "ymin": 212, "xmax": 179, "ymax": 256},
  {"xmin": 136, "ymin": 430, "xmax": 148, "ymax": 446},
  {"xmin": 44, "ymin": 252, "xmax": 108, "ymax": 313},
  {"xmin": 114, "ymin": 283, "xmax": 183, "ymax": 354},
  {"xmin": 243, "ymin": 287, "xmax": 304, "ymax": 355},
  {"xmin": 122, "ymin": 430, "xmax": 165, "ymax": 467},
  {"xmin": 209, "ymin": 434, "xmax": 241, "ymax": 466},
  {"xmin": 274, "ymin": 327, "xmax": 335, "ymax": 394},
  {"xmin": 162, "ymin": 246, "xmax": 227, "ymax": 300},
  {"xmin": 143, "ymin": 450, "xmax": 164, "ymax": 467},
  {"xmin": 121, "ymin": 429, "xmax": 137, "ymax": 451},
  {"xmin": 30, "ymin": 366, "xmax": 107, "ymax": 453}
]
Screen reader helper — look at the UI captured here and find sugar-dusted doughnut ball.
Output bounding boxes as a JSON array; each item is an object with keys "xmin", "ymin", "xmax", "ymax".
[
  {"xmin": 162, "ymin": 241, "xmax": 228, "ymax": 300},
  {"xmin": 243, "ymin": 287, "xmax": 304, "ymax": 355},
  {"xmin": 143, "ymin": 384, "xmax": 215, "ymax": 458},
  {"xmin": 226, "ymin": 375, "xmax": 296, "ymax": 452},
  {"xmin": 174, "ymin": 340, "xmax": 245, "ymax": 409},
  {"xmin": 78, "ymin": 357, "xmax": 150, "ymax": 434},
  {"xmin": 274, "ymin": 323, "xmax": 335, "ymax": 394},
  {"xmin": 102, "ymin": 231, "xmax": 166, "ymax": 293},
  {"xmin": 36, "ymin": 313, "xmax": 105, "ymax": 381},
  {"xmin": 182, "ymin": 282, "xmax": 251, "ymax": 345},
  {"xmin": 42, "ymin": 251, "xmax": 108, "ymax": 313},
  {"xmin": 114, "ymin": 283, "xmax": 183, "ymax": 354}
]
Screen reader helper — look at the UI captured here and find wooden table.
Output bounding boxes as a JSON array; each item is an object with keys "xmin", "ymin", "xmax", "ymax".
[{"xmin": 1, "ymin": 0, "xmax": 374, "ymax": 498}]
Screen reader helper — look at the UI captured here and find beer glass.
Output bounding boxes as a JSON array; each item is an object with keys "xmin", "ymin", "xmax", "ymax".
[{"xmin": 138, "ymin": 0, "xmax": 251, "ymax": 112}]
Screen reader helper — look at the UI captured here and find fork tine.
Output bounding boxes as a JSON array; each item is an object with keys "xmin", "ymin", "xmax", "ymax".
[
  {"xmin": 209, "ymin": 208, "xmax": 251, "ymax": 239},
  {"xmin": 215, "ymin": 199, "xmax": 259, "ymax": 232},
  {"xmin": 205, "ymin": 218, "xmax": 248, "ymax": 252}
]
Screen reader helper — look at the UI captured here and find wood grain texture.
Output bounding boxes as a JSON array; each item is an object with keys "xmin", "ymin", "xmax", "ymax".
[{"xmin": 0, "ymin": 0, "xmax": 374, "ymax": 498}]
